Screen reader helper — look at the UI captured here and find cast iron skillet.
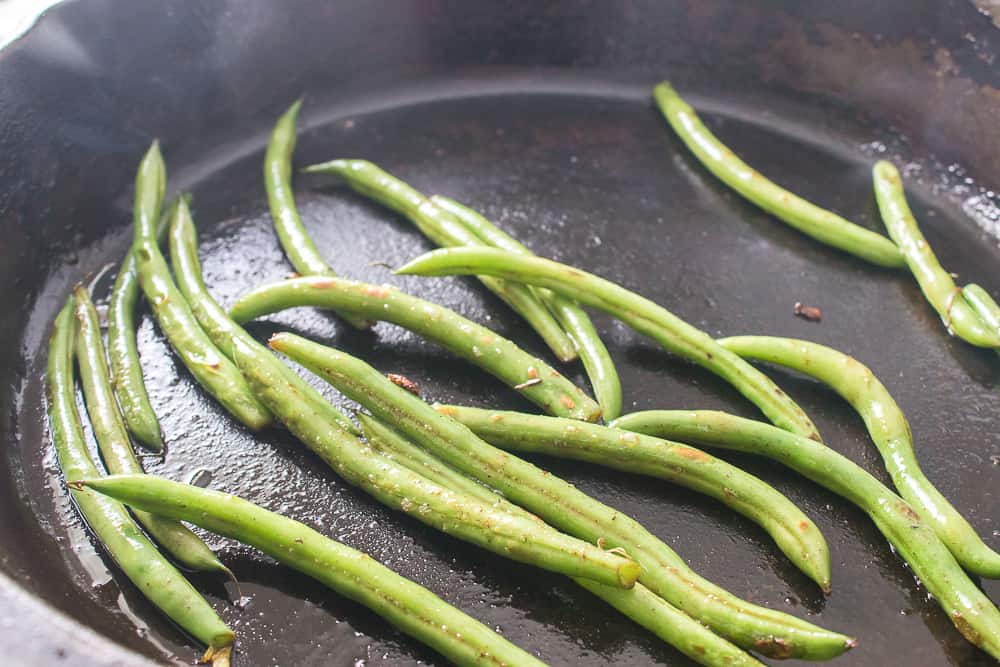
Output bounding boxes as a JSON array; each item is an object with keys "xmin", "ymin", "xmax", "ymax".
[{"xmin": 1, "ymin": 1, "xmax": 999, "ymax": 665}]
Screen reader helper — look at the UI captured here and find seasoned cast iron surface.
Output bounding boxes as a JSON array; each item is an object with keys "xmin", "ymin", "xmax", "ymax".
[{"xmin": 6, "ymin": 86, "xmax": 998, "ymax": 666}]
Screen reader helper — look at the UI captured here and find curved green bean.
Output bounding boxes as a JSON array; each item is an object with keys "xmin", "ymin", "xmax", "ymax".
[
  {"xmin": 264, "ymin": 101, "xmax": 369, "ymax": 329},
  {"xmin": 395, "ymin": 247, "xmax": 822, "ymax": 441},
  {"xmin": 167, "ymin": 198, "xmax": 358, "ymax": 435},
  {"xmin": 304, "ymin": 158, "xmax": 577, "ymax": 362},
  {"xmin": 719, "ymin": 335, "xmax": 1000, "ymax": 578},
  {"xmin": 74, "ymin": 475, "xmax": 546, "ymax": 667},
  {"xmin": 73, "ymin": 287, "xmax": 230, "ymax": 574},
  {"xmin": 431, "ymin": 195, "xmax": 622, "ymax": 420},
  {"xmin": 873, "ymin": 161, "xmax": 1000, "ymax": 348},
  {"xmin": 270, "ymin": 333, "xmax": 854, "ymax": 660},
  {"xmin": 653, "ymin": 83, "xmax": 904, "ymax": 268},
  {"xmin": 107, "ymin": 195, "xmax": 188, "ymax": 452},
  {"xmin": 232, "ymin": 337, "xmax": 640, "ymax": 589},
  {"xmin": 131, "ymin": 143, "xmax": 271, "ymax": 430},
  {"xmin": 47, "ymin": 298, "xmax": 233, "ymax": 666},
  {"xmin": 229, "ymin": 276, "xmax": 600, "ymax": 421},
  {"xmin": 359, "ymin": 414, "xmax": 764, "ymax": 667},
  {"xmin": 962, "ymin": 284, "xmax": 1000, "ymax": 359},
  {"xmin": 435, "ymin": 404, "xmax": 831, "ymax": 591},
  {"xmin": 611, "ymin": 409, "xmax": 1000, "ymax": 660}
]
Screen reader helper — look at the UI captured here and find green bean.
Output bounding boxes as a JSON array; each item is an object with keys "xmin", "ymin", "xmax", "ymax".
[
  {"xmin": 962, "ymin": 284, "xmax": 1000, "ymax": 359},
  {"xmin": 435, "ymin": 404, "xmax": 831, "ymax": 591},
  {"xmin": 167, "ymin": 198, "xmax": 358, "ymax": 435},
  {"xmin": 232, "ymin": 337, "xmax": 640, "ymax": 589},
  {"xmin": 652, "ymin": 83, "xmax": 905, "ymax": 268},
  {"xmin": 131, "ymin": 142, "xmax": 271, "ymax": 430},
  {"xmin": 107, "ymin": 195, "xmax": 188, "ymax": 452},
  {"xmin": 873, "ymin": 161, "xmax": 1000, "ymax": 348},
  {"xmin": 611, "ymin": 410, "xmax": 1000, "ymax": 660},
  {"xmin": 359, "ymin": 415, "xmax": 764, "ymax": 667},
  {"xmin": 304, "ymin": 158, "xmax": 577, "ymax": 362},
  {"xmin": 269, "ymin": 333, "xmax": 854, "ymax": 660},
  {"xmin": 719, "ymin": 334, "xmax": 1000, "ymax": 578},
  {"xmin": 229, "ymin": 276, "xmax": 600, "ymax": 421},
  {"xmin": 395, "ymin": 247, "xmax": 822, "ymax": 441},
  {"xmin": 73, "ymin": 475, "xmax": 546, "ymax": 667},
  {"xmin": 47, "ymin": 298, "xmax": 234, "ymax": 666},
  {"xmin": 264, "ymin": 101, "xmax": 369, "ymax": 329},
  {"xmin": 73, "ymin": 286, "xmax": 230, "ymax": 575},
  {"xmin": 430, "ymin": 195, "xmax": 622, "ymax": 420}
]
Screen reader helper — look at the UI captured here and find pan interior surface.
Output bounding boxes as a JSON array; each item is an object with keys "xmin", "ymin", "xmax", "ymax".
[{"xmin": 7, "ymin": 81, "xmax": 1000, "ymax": 667}]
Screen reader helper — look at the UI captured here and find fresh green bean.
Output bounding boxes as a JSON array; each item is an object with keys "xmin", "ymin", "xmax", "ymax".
[
  {"xmin": 431, "ymin": 195, "xmax": 622, "ymax": 420},
  {"xmin": 270, "ymin": 333, "xmax": 854, "ymax": 660},
  {"xmin": 611, "ymin": 409, "xmax": 1000, "ymax": 660},
  {"xmin": 873, "ymin": 161, "xmax": 1000, "ymax": 348},
  {"xmin": 395, "ymin": 247, "xmax": 822, "ymax": 441},
  {"xmin": 653, "ymin": 83, "xmax": 904, "ymax": 268},
  {"xmin": 229, "ymin": 276, "xmax": 600, "ymax": 421},
  {"xmin": 264, "ymin": 101, "xmax": 369, "ymax": 329},
  {"xmin": 47, "ymin": 298, "xmax": 234, "ymax": 666},
  {"xmin": 73, "ymin": 286, "xmax": 230, "ymax": 574},
  {"xmin": 131, "ymin": 142, "xmax": 271, "ymax": 430},
  {"xmin": 719, "ymin": 334, "xmax": 1000, "ymax": 578},
  {"xmin": 359, "ymin": 415, "xmax": 764, "ymax": 667},
  {"xmin": 73, "ymin": 475, "xmax": 547, "ymax": 667},
  {"xmin": 232, "ymin": 337, "xmax": 640, "ymax": 589},
  {"xmin": 167, "ymin": 198, "xmax": 358, "ymax": 435},
  {"xmin": 304, "ymin": 158, "xmax": 577, "ymax": 362},
  {"xmin": 107, "ymin": 195, "xmax": 187, "ymax": 452},
  {"xmin": 435, "ymin": 404, "xmax": 831, "ymax": 591},
  {"xmin": 962, "ymin": 284, "xmax": 1000, "ymax": 359}
]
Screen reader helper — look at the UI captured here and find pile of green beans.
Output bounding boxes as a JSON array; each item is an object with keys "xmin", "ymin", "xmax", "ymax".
[
  {"xmin": 131, "ymin": 142, "xmax": 272, "ymax": 430},
  {"xmin": 231, "ymin": 336, "xmax": 639, "ymax": 588},
  {"xmin": 74, "ymin": 475, "xmax": 548, "ymax": 667},
  {"xmin": 434, "ymin": 404, "xmax": 831, "ymax": 592},
  {"xmin": 46, "ymin": 297, "xmax": 234, "ymax": 667},
  {"xmin": 228, "ymin": 275, "xmax": 601, "ymax": 421},
  {"xmin": 307, "ymin": 158, "xmax": 576, "ymax": 361},
  {"xmin": 653, "ymin": 82, "xmax": 905, "ymax": 268},
  {"xmin": 428, "ymin": 195, "xmax": 622, "ymax": 420},
  {"xmin": 264, "ymin": 101, "xmax": 370, "ymax": 329},
  {"xmin": 873, "ymin": 160, "xmax": 1000, "ymax": 350},
  {"xmin": 269, "ymin": 332, "xmax": 854, "ymax": 660},
  {"xmin": 395, "ymin": 246, "xmax": 823, "ymax": 440},
  {"xmin": 359, "ymin": 415, "xmax": 765, "ymax": 667},
  {"xmin": 611, "ymin": 410, "xmax": 1000, "ymax": 660},
  {"xmin": 167, "ymin": 196, "xmax": 359, "ymax": 435},
  {"xmin": 719, "ymin": 335, "xmax": 1000, "ymax": 579}
]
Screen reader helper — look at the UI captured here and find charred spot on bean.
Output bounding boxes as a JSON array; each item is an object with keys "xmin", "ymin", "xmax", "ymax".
[{"xmin": 386, "ymin": 373, "xmax": 420, "ymax": 396}]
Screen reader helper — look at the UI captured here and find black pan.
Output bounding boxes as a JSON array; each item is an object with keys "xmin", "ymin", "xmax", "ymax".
[{"xmin": 1, "ymin": 1, "xmax": 999, "ymax": 665}]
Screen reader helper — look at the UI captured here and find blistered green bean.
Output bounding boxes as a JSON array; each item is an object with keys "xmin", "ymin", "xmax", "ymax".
[
  {"xmin": 232, "ymin": 337, "xmax": 640, "ymax": 589},
  {"xmin": 359, "ymin": 415, "xmax": 764, "ymax": 667},
  {"xmin": 74, "ymin": 474, "xmax": 546, "ymax": 667},
  {"xmin": 653, "ymin": 83, "xmax": 904, "ymax": 268},
  {"xmin": 264, "ymin": 101, "xmax": 369, "ymax": 329},
  {"xmin": 395, "ymin": 247, "xmax": 822, "ymax": 441},
  {"xmin": 435, "ymin": 404, "xmax": 831, "ymax": 591},
  {"xmin": 270, "ymin": 333, "xmax": 854, "ymax": 660},
  {"xmin": 431, "ymin": 195, "xmax": 622, "ymax": 419},
  {"xmin": 73, "ymin": 287, "xmax": 229, "ymax": 574},
  {"xmin": 167, "ymin": 198, "xmax": 358, "ymax": 435},
  {"xmin": 304, "ymin": 158, "xmax": 577, "ymax": 361},
  {"xmin": 720, "ymin": 334, "xmax": 1000, "ymax": 578},
  {"xmin": 229, "ymin": 276, "xmax": 600, "ymax": 421},
  {"xmin": 131, "ymin": 143, "xmax": 271, "ymax": 430},
  {"xmin": 47, "ymin": 297, "xmax": 233, "ymax": 666},
  {"xmin": 612, "ymin": 409, "xmax": 1000, "ymax": 660},
  {"xmin": 873, "ymin": 161, "xmax": 1000, "ymax": 348}
]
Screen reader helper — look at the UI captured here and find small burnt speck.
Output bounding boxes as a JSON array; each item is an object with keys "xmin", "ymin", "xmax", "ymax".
[
  {"xmin": 386, "ymin": 373, "xmax": 420, "ymax": 396},
  {"xmin": 794, "ymin": 302, "xmax": 822, "ymax": 322}
]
